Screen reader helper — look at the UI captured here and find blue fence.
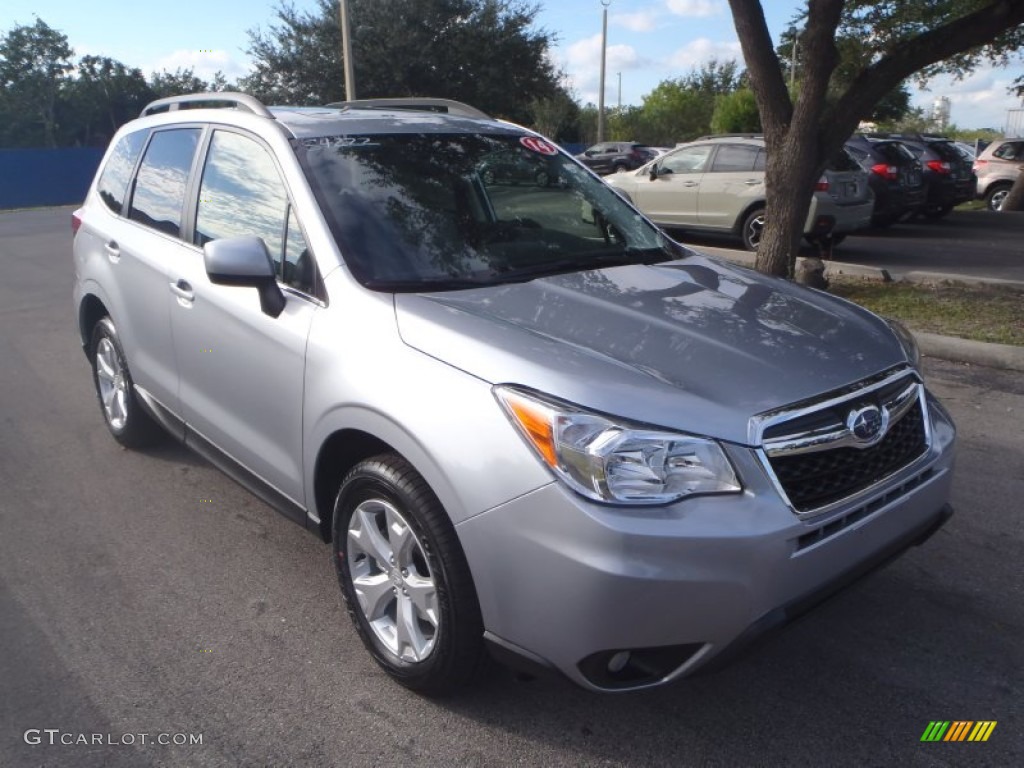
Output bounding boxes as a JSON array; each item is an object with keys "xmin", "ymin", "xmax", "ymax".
[{"xmin": 0, "ymin": 147, "xmax": 105, "ymax": 210}]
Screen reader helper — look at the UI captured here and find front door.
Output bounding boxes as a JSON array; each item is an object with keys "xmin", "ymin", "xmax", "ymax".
[{"xmin": 170, "ymin": 128, "xmax": 319, "ymax": 505}]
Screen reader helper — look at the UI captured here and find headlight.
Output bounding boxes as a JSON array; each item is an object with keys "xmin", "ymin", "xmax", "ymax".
[
  {"xmin": 494, "ymin": 386, "xmax": 741, "ymax": 505},
  {"xmin": 885, "ymin": 318, "xmax": 921, "ymax": 369}
]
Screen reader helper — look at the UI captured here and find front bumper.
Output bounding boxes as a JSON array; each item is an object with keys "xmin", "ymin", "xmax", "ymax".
[{"xmin": 457, "ymin": 393, "xmax": 956, "ymax": 692}]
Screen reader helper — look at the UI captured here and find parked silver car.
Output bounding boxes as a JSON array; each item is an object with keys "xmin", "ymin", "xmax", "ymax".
[
  {"xmin": 606, "ymin": 135, "xmax": 875, "ymax": 250},
  {"xmin": 973, "ymin": 138, "xmax": 1024, "ymax": 211},
  {"xmin": 73, "ymin": 93, "xmax": 955, "ymax": 695}
]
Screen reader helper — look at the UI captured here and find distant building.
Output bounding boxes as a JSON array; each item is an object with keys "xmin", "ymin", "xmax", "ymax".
[
  {"xmin": 931, "ymin": 96, "xmax": 951, "ymax": 131},
  {"xmin": 1007, "ymin": 108, "xmax": 1024, "ymax": 138}
]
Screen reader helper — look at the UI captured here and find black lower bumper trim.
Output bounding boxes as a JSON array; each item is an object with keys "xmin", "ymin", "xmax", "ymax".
[{"xmin": 695, "ymin": 502, "xmax": 953, "ymax": 676}]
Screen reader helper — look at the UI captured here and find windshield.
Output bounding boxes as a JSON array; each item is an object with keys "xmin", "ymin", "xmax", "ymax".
[{"xmin": 299, "ymin": 132, "xmax": 679, "ymax": 290}]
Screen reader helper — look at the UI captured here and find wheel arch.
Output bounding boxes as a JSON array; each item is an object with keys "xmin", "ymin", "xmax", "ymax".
[
  {"xmin": 310, "ymin": 412, "xmax": 470, "ymax": 544},
  {"xmin": 313, "ymin": 428, "xmax": 394, "ymax": 542},
  {"xmin": 78, "ymin": 292, "xmax": 111, "ymax": 355},
  {"xmin": 733, "ymin": 200, "xmax": 766, "ymax": 234}
]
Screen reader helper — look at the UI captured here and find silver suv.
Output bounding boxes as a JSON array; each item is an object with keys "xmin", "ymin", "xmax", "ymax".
[
  {"xmin": 73, "ymin": 93, "xmax": 956, "ymax": 695},
  {"xmin": 973, "ymin": 138, "xmax": 1024, "ymax": 211},
  {"xmin": 606, "ymin": 135, "xmax": 874, "ymax": 250}
]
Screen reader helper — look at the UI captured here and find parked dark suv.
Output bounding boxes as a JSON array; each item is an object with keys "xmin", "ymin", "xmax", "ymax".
[
  {"xmin": 845, "ymin": 136, "xmax": 926, "ymax": 227},
  {"xmin": 886, "ymin": 135, "xmax": 976, "ymax": 218},
  {"xmin": 575, "ymin": 141, "xmax": 655, "ymax": 175}
]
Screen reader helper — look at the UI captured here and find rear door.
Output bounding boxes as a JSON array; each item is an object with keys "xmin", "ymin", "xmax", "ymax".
[
  {"xmin": 696, "ymin": 143, "xmax": 763, "ymax": 229},
  {"xmin": 109, "ymin": 127, "xmax": 203, "ymax": 422}
]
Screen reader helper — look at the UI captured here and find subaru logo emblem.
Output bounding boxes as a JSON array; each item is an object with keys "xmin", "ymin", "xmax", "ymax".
[{"xmin": 847, "ymin": 405, "xmax": 887, "ymax": 446}]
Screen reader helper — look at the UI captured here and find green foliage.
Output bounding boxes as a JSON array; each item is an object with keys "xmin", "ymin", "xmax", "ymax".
[
  {"xmin": 61, "ymin": 56, "xmax": 153, "ymax": 146},
  {"xmin": 639, "ymin": 79, "xmax": 715, "ymax": 144},
  {"xmin": 242, "ymin": 0, "xmax": 560, "ymax": 123},
  {"xmin": 529, "ymin": 89, "xmax": 580, "ymax": 142},
  {"xmin": 711, "ymin": 89, "xmax": 762, "ymax": 134},
  {"xmin": 149, "ymin": 68, "xmax": 220, "ymax": 100},
  {"xmin": 0, "ymin": 18, "xmax": 74, "ymax": 147}
]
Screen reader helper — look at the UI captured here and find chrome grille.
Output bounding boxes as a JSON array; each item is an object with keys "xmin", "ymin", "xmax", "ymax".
[{"xmin": 753, "ymin": 369, "xmax": 931, "ymax": 516}]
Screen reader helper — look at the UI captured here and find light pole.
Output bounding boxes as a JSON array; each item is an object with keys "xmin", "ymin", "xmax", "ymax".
[
  {"xmin": 340, "ymin": 0, "xmax": 356, "ymax": 100},
  {"xmin": 617, "ymin": 71, "xmax": 622, "ymax": 111},
  {"xmin": 788, "ymin": 25, "xmax": 799, "ymax": 90},
  {"xmin": 597, "ymin": 0, "xmax": 610, "ymax": 143}
]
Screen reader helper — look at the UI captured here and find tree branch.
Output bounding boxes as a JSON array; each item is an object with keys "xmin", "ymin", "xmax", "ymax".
[{"xmin": 826, "ymin": 0, "xmax": 1024, "ymax": 146}]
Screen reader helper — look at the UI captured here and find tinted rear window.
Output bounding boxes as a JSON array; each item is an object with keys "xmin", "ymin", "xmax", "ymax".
[
  {"xmin": 97, "ymin": 130, "xmax": 148, "ymax": 214},
  {"xmin": 827, "ymin": 148, "xmax": 861, "ymax": 171},
  {"xmin": 872, "ymin": 141, "xmax": 916, "ymax": 164}
]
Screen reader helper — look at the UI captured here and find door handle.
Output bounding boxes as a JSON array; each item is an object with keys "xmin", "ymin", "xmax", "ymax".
[
  {"xmin": 683, "ymin": 181, "xmax": 699, "ymax": 187},
  {"xmin": 744, "ymin": 179, "xmax": 761, "ymax": 185},
  {"xmin": 104, "ymin": 240, "xmax": 120, "ymax": 261},
  {"xmin": 169, "ymin": 279, "xmax": 195, "ymax": 303}
]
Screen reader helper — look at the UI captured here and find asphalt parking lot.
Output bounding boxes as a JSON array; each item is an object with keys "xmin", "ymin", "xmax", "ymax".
[
  {"xmin": 1, "ymin": 206, "xmax": 1022, "ymax": 766},
  {"xmin": 669, "ymin": 208, "xmax": 1024, "ymax": 282}
]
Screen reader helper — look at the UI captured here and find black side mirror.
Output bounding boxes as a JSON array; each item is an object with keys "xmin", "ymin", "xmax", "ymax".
[{"xmin": 204, "ymin": 236, "xmax": 286, "ymax": 318}]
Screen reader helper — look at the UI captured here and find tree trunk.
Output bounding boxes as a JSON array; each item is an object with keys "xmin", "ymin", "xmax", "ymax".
[
  {"xmin": 1000, "ymin": 165, "xmax": 1024, "ymax": 212},
  {"xmin": 754, "ymin": 144, "xmax": 819, "ymax": 277}
]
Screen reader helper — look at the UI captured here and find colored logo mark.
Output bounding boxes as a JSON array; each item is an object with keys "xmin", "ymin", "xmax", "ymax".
[{"xmin": 920, "ymin": 721, "xmax": 996, "ymax": 742}]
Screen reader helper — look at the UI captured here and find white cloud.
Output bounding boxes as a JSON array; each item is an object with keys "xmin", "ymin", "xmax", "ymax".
[
  {"xmin": 910, "ymin": 67, "xmax": 1024, "ymax": 131},
  {"xmin": 151, "ymin": 49, "xmax": 249, "ymax": 82},
  {"xmin": 560, "ymin": 34, "xmax": 650, "ymax": 103},
  {"xmin": 665, "ymin": 0, "xmax": 721, "ymax": 17},
  {"xmin": 612, "ymin": 11, "xmax": 659, "ymax": 33},
  {"xmin": 668, "ymin": 38, "xmax": 743, "ymax": 70}
]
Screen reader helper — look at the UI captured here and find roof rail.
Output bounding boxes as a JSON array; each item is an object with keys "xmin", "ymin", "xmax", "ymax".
[
  {"xmin": 694, "ymin": 133, "xmax": 764, "ymax": 140},
  {"xmin": 325, "ymin": 97, "xmax": 490, "ymax": 120},
  {"xmin": 140, "ymin": 92, "xmax": 273, "ymax": 119}
]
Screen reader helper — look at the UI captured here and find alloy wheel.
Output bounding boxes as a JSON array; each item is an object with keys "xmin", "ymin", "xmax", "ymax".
[
  {"xmin": 94, "ymin": 337, "xmax": 129, "ymax": 431},
  {"xmin": 346, "ymin": 498, "xmax": 439, "ymax": 662}
]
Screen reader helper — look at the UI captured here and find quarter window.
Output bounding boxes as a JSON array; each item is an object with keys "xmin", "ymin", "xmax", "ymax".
[
  {"xmin": 128, "ymin": 128, "xmax": 201, "ymax": 237},
  {"xmin": 195, "ymin": 130, "xmax": 316, "ymax": 296},
  {"xmin": 97, "ymin": 130, "xmax": 148, "ymax": 214}
]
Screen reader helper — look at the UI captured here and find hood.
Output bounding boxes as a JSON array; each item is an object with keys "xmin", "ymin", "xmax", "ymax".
[{"xmin": 394, "ymin": 253, "xmax": 908, "ymax": 445}]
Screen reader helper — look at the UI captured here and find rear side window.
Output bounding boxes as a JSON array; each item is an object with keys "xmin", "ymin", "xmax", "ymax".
[
  {"xmin": 709, "ymin": 144, "xmax": 760, "ymax": 172},
  {"xmin": 128, "ymin": 128, "xmax": 201, "ymax": 238},
  {"xmin": 993, "ymin": 142, "xmax": 1024, "ymax": 160},
  {"xmin": 96, "ymin": 130, "xmax": 148, "ymax": 214},
  {"xmin": 874, "ymin": 142, "xmax": 915, "ymax": 164}
]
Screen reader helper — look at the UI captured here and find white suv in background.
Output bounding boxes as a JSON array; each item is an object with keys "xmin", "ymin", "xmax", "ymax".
[{"xmin": 606, "ymin": 135, "xmax": 875, "ymax": 250}]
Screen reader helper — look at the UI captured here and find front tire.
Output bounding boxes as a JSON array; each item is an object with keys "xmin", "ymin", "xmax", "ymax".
[
  {"xmin": 332, "ymin": 454, "xmax": 485, "ymax": 696},
  {"xmin": 90, "ymin": 317, "xmax": 162, "ymax": 448}
]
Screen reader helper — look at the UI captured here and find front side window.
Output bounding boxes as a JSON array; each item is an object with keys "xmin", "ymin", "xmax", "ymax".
[
  {"xmin": 128, "ymin": 128, "xmax": 201, "ymax": 237},
  {"xmin": 195, "ymin": 130, "xmax": 316, "ymax": 296},
  {"xmin": 661, "ymin": 145, "xmax": 713, "ymax": 174},
  {"xmin": 301, "ymin": 132, "xmax": 680, "ymax": 290},
  {"xmin": 993, "ymin": 142, "xmax": 1024, "ymax": 161},
  {"xmin": 97, "ymin": 130, "xmax": 148, "ymax": 214}
]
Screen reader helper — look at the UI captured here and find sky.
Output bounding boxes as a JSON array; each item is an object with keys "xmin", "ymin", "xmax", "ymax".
[{"xmin": 3, "ymin": 0, "xmax": 1023, "ymax": 131}]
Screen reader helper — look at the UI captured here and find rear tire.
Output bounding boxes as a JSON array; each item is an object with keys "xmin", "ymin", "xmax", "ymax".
[
  {"xmin": 612, "ymin": 163, "xmax": 628, "ymax": 174},
  {"xmin": 741, "ymin": 207, "xmax": 765, "ymax": 251},
  {"xmin": 985, "ymin": 184, "xmax": 1011, "ymax": 212},
  {"xmin": 332, "ymin": 454, "xmax": 485, "ymax": 696},
  {"xmin": 89, "ymin": 317, "xmax": 162, "ymax": 449}
]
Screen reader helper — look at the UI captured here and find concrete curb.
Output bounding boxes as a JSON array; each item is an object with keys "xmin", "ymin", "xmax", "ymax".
[
  {"xmin": 902, "ymin": 270, "xmax": 1024, "ymax": 292},
  {"xmin": 915, "ymin": 332, "xmax": 1024, "ymax": 373},
  {"xmin": 696, "ymin": 245, "xmax": 1024, "ymax": 372}
]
